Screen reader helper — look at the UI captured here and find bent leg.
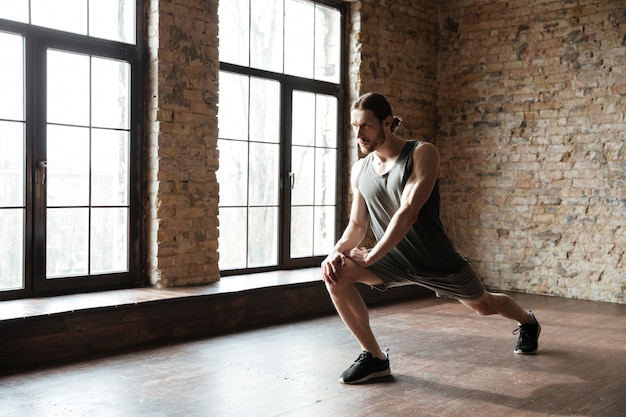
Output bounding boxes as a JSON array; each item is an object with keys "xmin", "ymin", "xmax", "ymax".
[
  {"xmin": 460, "ymin": 291, "xmax": 534, "ymax": 324},
  {"xmin": 324, "ymin": 258, "xmax": 386, "ymax": 359}
]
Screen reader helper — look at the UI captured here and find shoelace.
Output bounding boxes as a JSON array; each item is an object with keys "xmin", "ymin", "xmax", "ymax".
[
  {"xmin": 354, "ymin": 349, "xmax": 389, "ymax": 364},
  {"xmin": 354, "ymin": 350, "xmax": 389, "ymax": 365},
  {"xmin": 512, "ymin": 323, "xmax": 532, "ymax": 337},
  {"xmin": 354, "ymin": 351, "xmax": 371, "ymax": 364}
]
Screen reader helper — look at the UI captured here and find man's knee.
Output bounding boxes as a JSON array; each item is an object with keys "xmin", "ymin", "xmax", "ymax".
[
  {"xmin": 323, "ymin": 261, "xmax": 357, "ymax": 292},
  {"xmin": 462, "ymin": 292, "xmax": 497, "ymax": 316},
  {"xmin": 323, "ymin": 258, "xmax": 381, "ymax": 295},
  {"xmin": 324, "ymin": 277, "xmax": 351, "ymax": 295},
  {"xmin": 472, "ymin": 301, "xmax": 495, "ymax": 316}
]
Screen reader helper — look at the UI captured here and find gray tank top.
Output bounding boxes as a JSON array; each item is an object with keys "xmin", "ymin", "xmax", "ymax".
[{"xmin": 357, "ymin": 140, "xmax": 467, "ymax": 274}]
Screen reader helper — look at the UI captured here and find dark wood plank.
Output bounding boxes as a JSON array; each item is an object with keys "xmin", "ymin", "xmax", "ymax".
[{"xmin": 0, "ymin": 269, "xmax": 430, "ymax": 368}]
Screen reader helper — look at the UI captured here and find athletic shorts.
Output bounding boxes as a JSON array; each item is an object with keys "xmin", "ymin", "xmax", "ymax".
[{"xmin": 367, "ymin": 255, "xmax": 485, "ymax": 301}]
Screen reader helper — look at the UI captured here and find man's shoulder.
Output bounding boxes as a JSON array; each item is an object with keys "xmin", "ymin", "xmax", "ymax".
[
  {"xmin": 411, "ymin": 140, "xmax": 438, "ymax": 157},
  {"xmin": 350, "ymin": 157, "xmax": 367, "ymax": 187},
  {"xmin": 352, "ymin": 155, "xmax": 370, "ymax": 170}
]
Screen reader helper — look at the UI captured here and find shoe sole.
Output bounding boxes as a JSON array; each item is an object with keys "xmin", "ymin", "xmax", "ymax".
[
  {"xmin": 514, "ymin": 348, "xmax": 538, "ymax": 355},
  {"xmin": 339, "ymin": 368, "xmax": 391, "ymax": 385},
  {"xmin": 514, "ymin": 324, "xmax": 541, "ymax": 355}
]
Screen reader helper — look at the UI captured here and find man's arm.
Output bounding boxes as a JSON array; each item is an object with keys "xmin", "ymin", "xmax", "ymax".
[
  {"xmin": 350, "ymin": 142, "xmax": 440, "ymax": 267},
  {"xmin": 321, "ymin": 160, "xmax": 370, "ymax": 283}
]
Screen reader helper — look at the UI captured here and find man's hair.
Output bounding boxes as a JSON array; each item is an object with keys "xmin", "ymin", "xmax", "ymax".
[{"xmin": 351, "ymin": 92, "xmax": 403, "ymax": 132}]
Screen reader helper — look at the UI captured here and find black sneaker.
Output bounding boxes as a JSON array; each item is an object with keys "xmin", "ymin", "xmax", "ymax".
[
  {"xmin": 513, "ymin": 312, "xmax": 541, "ymax": 354},
  {"xmin": 339, "ymin": 351, "xmax": 391, "ymax": 384}
]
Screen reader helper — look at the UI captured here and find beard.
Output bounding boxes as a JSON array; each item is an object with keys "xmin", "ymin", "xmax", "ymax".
[{"xmin": 358, "ymin": 127, "xmax": 386, "ymax": 155}]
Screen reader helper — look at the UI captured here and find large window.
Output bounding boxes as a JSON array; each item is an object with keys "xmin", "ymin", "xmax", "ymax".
[
  {"xmin": 217, "ymin": 0, "xmax": 344, "ymax": 273},
  {"xmin": 0, "ymin": 1, "xmax": 142, "ymax": 300}
]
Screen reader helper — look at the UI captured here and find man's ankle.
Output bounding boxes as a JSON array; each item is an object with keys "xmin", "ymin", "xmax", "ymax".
[
  {"xmin": 522, "ymin": 311, "xmax": 537, "ymax": 325},
  {"xmin": 374, "ymin": 350, "xmax": 388, "ymax": 361}
]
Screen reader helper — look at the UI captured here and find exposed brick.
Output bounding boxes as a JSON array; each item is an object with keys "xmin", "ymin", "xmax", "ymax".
[
  {"xmin": 438, "ymin": 0, "xmax": 626, "ymax": 303},
  {"xmin": 146, "ymin": 0, "xmax": 219, "ymax": 287}
]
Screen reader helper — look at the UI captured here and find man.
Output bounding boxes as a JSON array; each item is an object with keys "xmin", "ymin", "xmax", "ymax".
[{"xmin": 321, "ymin": 92, "xmax": 541, "ymax": 385}]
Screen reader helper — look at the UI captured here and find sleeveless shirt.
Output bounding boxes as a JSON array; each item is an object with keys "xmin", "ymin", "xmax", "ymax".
[{"xmin": 357, "ymin": 140, "xmax": 467, "ymax": 275}]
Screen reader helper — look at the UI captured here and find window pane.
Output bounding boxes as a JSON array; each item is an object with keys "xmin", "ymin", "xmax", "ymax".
[
  {"xmin": 91, "ymin": 57, "xmax": 130, "ymax": 130},
  {"xmin": 249, "ymin": 142, "xmax": 279, "ymax": 206},
  {"xmin": 0, "ymin": 32, "xmax": 24, "ymax": 121},
  {"xmin": 248, "ymin": 206, "xmax": 277, "ymax": 267},
  {"xmin": 48, "ymin": 50, "xmax": 90, "ymax": 126},
  {"xmin": 47, "ymin": 208, "xmax": 89, "ymax": 278},
  {"xmin": 250, "ymin": 77, "xmax": 280, "ymax": 144},
  {"xmin": 47, "ymin": 125, "xmax": 90, "ymax": 207},
  {"xmin": 314, "ymin": 205, "xmax": 334, "ymax": 256},
  {"xmin": 250, "ymin": 0, "xmax": 282, "ymax": 72},
  {"xmin": 32, "ymin": 0, "xmax": 88, "ymax": 35},
  {"xmin": 290, "ymin": 206, "xmax": 313, "ymax": 258},
  {"xmin": 292, "ymin": 91, "xmax": 315, "ymax": 146},
  {"xmin": 291, "ymin": 145, "xmax": 314, "ymax": 205},
  {"xmin": 316, "ymin": 95, "xmax": 338, "ymax": 148},
  {"xmin": 91, "ymin": 208, "xmax": 128, "ymax": 274},
  {"xmin": 217, "ymin": 139, "xmax": 248, "ymax": 206},
  {"xmin": 314, "ymin": 4, "xmax": 341, "ymax": 83},
  {"xmin": 218, "ymin": 72, "xmax": 249, "ymax": 140},
  {"xmin": 218, "ymin": 207, "xmax": 247, "ymax": 269},
  {"xmin": 284, "ymin": 0, "xmax": 314, "ymax": 78},
  {"xmin": 0, "ymin": 209, "xmax": 24, "ymax": 290},
  {"xmin": 89, "ymin": 0, "xmax": 136, "ymax": 44},
  {"xmin": 0, "ymin": 0, "xmax": 28, "ymax": 23},
  {"xmin": 315, "ymin": 148, "xmax": 336, "ymax": 205},
  {"xmin": 91, "ymin": 129, "xmax": 129, "ymax": 206},
  {"xmin": 218, "ymin": 0, "xmax": 249, "ymax": 66},
  {"xmin": 0, "ymin": 121, "xmax": 25, "ymax": 207}
]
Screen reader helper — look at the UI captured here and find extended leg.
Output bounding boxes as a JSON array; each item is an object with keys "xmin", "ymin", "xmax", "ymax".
[
  {"xmin": 461, "ymin": 291, "xmax": 541, "ymax": 354},
  {"xmin": 460, "ymin": 291, "xmax": 533, "ymax": 323}
]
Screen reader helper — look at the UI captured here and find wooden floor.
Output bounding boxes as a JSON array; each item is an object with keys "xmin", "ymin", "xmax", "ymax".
[{"xmin": 1, "ymin": 290, "xmax": 625, "ymax": 416}]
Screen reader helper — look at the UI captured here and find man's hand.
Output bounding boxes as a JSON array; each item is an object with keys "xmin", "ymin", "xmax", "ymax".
[
  {"xmin": 348, "ymin": 247, "xmax": 370, "ymax": 267},
  {"xmin": 321, "ymin": 250, "xmax": 347, "ymax": 285}
]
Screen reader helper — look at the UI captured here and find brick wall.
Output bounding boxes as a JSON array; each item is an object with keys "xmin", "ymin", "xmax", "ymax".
[
  {"xmin": 346, "ymin": 0, "xmax": 439, "ymax": 143},
  {"xmin": 145, "ymin": 0, "xmax": 220, "ymax": 287},
  {"xmin": 437, "ymin": 0, "xmax": 626, "ymax": 302}
]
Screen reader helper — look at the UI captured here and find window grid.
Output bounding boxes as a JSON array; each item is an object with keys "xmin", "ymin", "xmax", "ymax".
[
  {"xmin": 218, "ymin": 0, "xmax": 345, "ymax": 274},
  {"xmin": 0, "ymin": 1, "xmax": 142, "ymax": 300}
]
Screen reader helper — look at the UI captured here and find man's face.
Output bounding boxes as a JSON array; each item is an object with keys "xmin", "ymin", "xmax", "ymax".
[{"xmin": 350, "ymin": 109, "xmax": 386, "ymax": 155}]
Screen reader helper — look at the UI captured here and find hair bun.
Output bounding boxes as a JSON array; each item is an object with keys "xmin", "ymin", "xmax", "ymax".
[{"xmin": 391, "ymin": 116, "xmax": 403, "ymax": 132}]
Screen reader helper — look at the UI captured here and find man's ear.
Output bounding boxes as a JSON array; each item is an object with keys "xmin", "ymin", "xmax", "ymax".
[{"xmin": 383, "ymin": 116, "xmax": 393, "ymax": 129}]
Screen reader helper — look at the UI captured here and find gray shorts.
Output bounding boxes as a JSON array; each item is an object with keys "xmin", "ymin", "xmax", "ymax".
[{"xmin": 367, "ymin": 256, "xmax": 485, "ymax": 301}]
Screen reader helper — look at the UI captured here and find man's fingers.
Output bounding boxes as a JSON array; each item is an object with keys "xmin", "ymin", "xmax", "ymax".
[
  {"xmin": 335, "ymin": 255, "xmax": 343, "ymax": 271},
  {"xmin": 321, "ymin": 251, "xmax": 349, "ymax": 285},
  {"xmin": 323, "ymin": 269, "xmax": 337, "ymax": 285},
  {"xmin": 321, "ymin": 259, "xmax": 338, "ymax": 284}
]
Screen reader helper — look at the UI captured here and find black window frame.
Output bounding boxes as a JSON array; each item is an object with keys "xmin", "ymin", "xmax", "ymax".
[
  {"xmin": 0, "ymin": 2, "xmax": 143, "ymax": 301},
  {"xmin": 218, "ymin": 0, "xmax": 346, "ymax": 276}
]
